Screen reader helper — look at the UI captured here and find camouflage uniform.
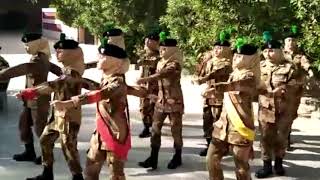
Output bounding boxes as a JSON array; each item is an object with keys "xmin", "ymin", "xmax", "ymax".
[
  {"xmin": 0, "ymin": 52, "xmax": 62, "ymax": 163},
  {"xmin": 283, "ymin": 49, "xmax": 311, "ymax": 120},
  {"xmin": 139, "ymin": 39, "xmax": 184, "ymax": 170},
  {"xmin": 0, "ymin": 55, "xmax": 9, "ymax": 110},
  {"xmin": 137, "ymin": 50, "xmax": 160, "ymax": 137},
  {"xmin": 21, "ymin": 67, "xmax": 85, "ymax": 180},
  {"xmin": 0, "ymin": 55, "xmax": 9, "ymax": 91},
  {"xmin": 197, "ymin": 57, "xmax": 232, "ymax": 156},
  {"xmin": 256, "ymin": 59, "xmax": 298, "ymax": 178},
  {"xmin": 76, "ymin": 74, "xmax": 130, "ymax": 180},
  {"xmin": 61, "ymin": 44, "xmax": 131, "ymax": 180},
  {"xmin": 283, "ymin": 49, "xmax": 312, "ymax": 149},
  {"xmin": 207, "ymin": 72, "xmax": 256, "ymax": 180},
  {"xmin": 152, "ymin": 55, "xmax": 184, "ymax": 151},
  {"xmin": 22, "ymin": 37, "xmax": 86, "ymax": 180}
]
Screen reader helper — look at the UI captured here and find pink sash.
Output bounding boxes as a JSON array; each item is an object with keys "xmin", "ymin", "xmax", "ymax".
[{"xmin": 96, "ymin": 104, "xmax": 131, "ymax": 160}]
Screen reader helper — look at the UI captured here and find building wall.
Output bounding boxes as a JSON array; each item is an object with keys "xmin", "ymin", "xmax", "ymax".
[{"xmin": 0, "ymin": 0, "xmax": 49, "ymax": 30}]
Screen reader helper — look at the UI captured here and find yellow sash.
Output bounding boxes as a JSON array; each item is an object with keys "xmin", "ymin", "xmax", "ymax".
[{"xmin": 223, "ymin": 92, "xmax": 255, "ymax": 141}]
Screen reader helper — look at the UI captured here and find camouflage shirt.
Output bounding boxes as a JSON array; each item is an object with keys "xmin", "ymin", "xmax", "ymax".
[
  {"xmin": 259, "ymin": 60, "xmax": 298, "ymax": 122},
  {"xmin": 138, "ymin": 50, "xmax": 161, "ymax": 95},
  {"xmin": 0, "ymin": 56, "xmax": 9, "ymax": 91}
]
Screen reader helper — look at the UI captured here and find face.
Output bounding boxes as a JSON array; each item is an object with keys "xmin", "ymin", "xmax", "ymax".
[
  {"xmin": 262, "ymin": 49, "xmax": 268, "ymax": 59},
  {"xmin": 145, "ymin": 38, "xmax": 159, "ymax": 51},
  {"xmin": 284, "ymin": 37, "xmax": 297, "ymax": 50},
  {"xmin": 55, "ymin": 49, "xmax": 63, "ymax": 62},
  {"xmin": 265, "ymin": 48, "xmax": 282, "ymax": 62},
  {"xmin": 232, "ymin": 53, "xmax": 245, "ymax": 69},
  {"xmin": 213, "ymin": 45, "xmax": 224, "ymax": 57},
  {"xmin": 97, "ymin": 54, "xmax": 107, "ymax": 70},
  {"xmin": 24, "ymin": 40, "xmax": 39, "ymax": 55},
  {"xmin": 159, "ymin": 46, "xmax": 167, "ymax": 58}
]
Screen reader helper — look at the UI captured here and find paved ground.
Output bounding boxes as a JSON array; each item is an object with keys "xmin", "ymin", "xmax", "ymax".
[{"xmin": 0, "ymin": 30, "xmax": 320, "ymax": 180}]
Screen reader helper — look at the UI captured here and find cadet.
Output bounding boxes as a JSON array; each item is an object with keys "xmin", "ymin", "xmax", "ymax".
[
  {"xmin": 18, "ymin": 34, "xmax": 86, "ymax": 180},
  {"xmin": 255, "ymin": 36, "xmax": 298, "ymax": 178},
  {"xmin": 0, "ymin": 32, "xmax": 61, "ymax": 164},
  {"xmin": 0, "ymin": 46, "xmax": 9, "ymax": 110},
  {"xmin": 282, "ymin": 26, "xmax": 314, "ymax": 149},
  {"xmin": 85, "ymin": 28, "xmax": 125, "ymax": 70},
  {"xmin": 193, "ymin": 31, "xmax": 233, "ymax": 156},
  {"xmin": 136, "ymin": 33, "xmax": 161, "ymax": 138},
  {"xmin": 52, "ymin": 41, "xmax": 132, "ymax": 180},
  {"xmin": 137, "ymin": 38, "xmax": 184, "ymax": 170},
  {"xmin": 206, "ymin": 39, "xmax": 260, "ymax": 180}
]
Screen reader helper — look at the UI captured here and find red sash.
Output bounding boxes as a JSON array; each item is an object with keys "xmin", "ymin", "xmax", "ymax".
[{"xmin": 96, "ymin": 104, "xmax": 131, "ymax": 160}]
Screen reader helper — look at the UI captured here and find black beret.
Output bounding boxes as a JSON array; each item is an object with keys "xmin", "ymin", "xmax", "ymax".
[
  {"xmin": 21, "ymin": 33, "xmax": 42, "ymax": 43},
  {"xmin": 160, "ymin": 39, "xmax": 177, "ymax": 47},
  {"xmin": 98, "ymin": 44, "xmax": 127, "ymax": 59},
  {"xmin": 214, "ymin": 40, "xmax": 231, "ymax": 47},
  {"xmin": 103, "ymin": 28, "xmax": 123, "ymax": 37},
  {"xmin": 54, "ymin": 39, "xmax": 79, "ymax": 49},
  {"xmin": 261, "ymin": 40, "xmax": 282, "ymax": 50},
  {"xmin": 235, "ymin": 44, "xmax": 257, "ymax": 55},
  {"xmin": 146, "ymin": 33, "xmax": 160, "ymax": 41}
]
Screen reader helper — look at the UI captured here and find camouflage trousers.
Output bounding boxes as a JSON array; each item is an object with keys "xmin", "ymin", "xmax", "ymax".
[
  {"xmin": 259, "ymin": 112, "xmax": 293, "ymax": 160},
  {"xmin": 85, "ymin": 131, "xmax": 125, "ymax": 180},
  {"xmin": 203, "ymin": 105, "xmax": 222, "ymax": 138},
  {"xmin": 40, "ymin": 122, "xmax": 82, "ymax": 175},
  {"xmin": 20, "ymin": 105, "xmax": 49, "ymax": 144},
  {"xmin": 139, "ymin": 98, "xmax": 155, "ymax": 127},
  {"xmin": 151, "ymin": 111, "xmax": 183, "ymax": 149},
  {"xmin": 207, "ymin": 139, "xmax": 252, "ymax": 180}
]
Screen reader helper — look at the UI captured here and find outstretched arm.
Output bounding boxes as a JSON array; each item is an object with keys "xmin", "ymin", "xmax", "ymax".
[
  {"xmin": 137, "ymin": 61, "xmax": 180, "ymax": 84},
  {"xmin": 0, "ymin": 63, "xmax": 39, "ymax": 81},
  {"xmin": 49, "ymin": 62, "xmax": 63, "ymax": 76},
  {"xmin": 85, "ymin": 61, "xmax": 98, "ymax": 69}
]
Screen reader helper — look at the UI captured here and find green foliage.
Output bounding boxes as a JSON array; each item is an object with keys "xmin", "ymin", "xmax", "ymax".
[
  {"xmin": 49, "ymin": 0, "xmax": 320, "ymax": 74},
  {"xmin": 291, "ymin": 0, "xmax": 320, "ymax": 72},
  {"xmin": 51, "ymin": 0, "xmax": 167, "ymax": 62},
  {"xmin": 161, "ymin": 0, "xmax": 296, "ymax": 73}
]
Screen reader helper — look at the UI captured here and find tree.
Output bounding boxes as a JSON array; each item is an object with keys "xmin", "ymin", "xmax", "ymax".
[
  {"xmin": 161, "ymin": 0, "xmax": 295, "ymax": 73},
  {"xmin": 291, "ymin": 0, "xmax": 320, "ymax": 72},
  {"xmin": 50, "ymin": 0, "xmax": 167, "ymax": 61}
]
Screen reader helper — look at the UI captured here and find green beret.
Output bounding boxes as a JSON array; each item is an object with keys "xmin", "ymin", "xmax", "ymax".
[
  {"xmin": 146, "ymin": 32, "xmax": 160, "ymax": 41},
  {"xmin": 54, "ymin": 33, "xmax": 79, "ymax": 49},
  {"xmin": 160, "ymin": 39, "xmax": 177, "ymax": 47},
  {"xmin": 236, "ymin": 44, "xmax": 257, "ymax": 55},
  {"xmin": 21, "ymin": 33, "xmax": 42, "ymax": 43},
  {"xmin": 98, "ymin": 43, "xmax": 127, "ymax": 59},
  {"xmin": 103, "ymin": 28, "xmax": 123, "ymax": 38}
]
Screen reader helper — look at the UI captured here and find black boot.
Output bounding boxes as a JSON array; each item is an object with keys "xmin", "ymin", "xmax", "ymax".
[
  {"xmin": 255, "ymin": 160, "xmax": 273, "ymax": 178},
  {"xmin": 138, "ymin": 147, "xmax": 159, "ymax": 169},
  {"xmin": 34, "ymin": 156, "xmax": 42, "ymax": 165},
  {"xmin": 13, "ymin": 143, "xmax": 36, "ymax": 162},
  {"xmin": 139, "ymin": 124, "xmax": 151, "ymax": 138},
  {"xmin": 287, "ymin": 133, "xmax": 294, "ymax": 151},
  {"xmin": 199, "ymin": 138, "xmax": 211, "ymax": 157},
  {"xmin": 167, "ymin": 149, "xmax": 182, "ymax": 169},
  {"xmin": 26, "ymin": 166, "xmax": 53, "ymax": 180},
  {"xmin": 274, "ymin": 157, "xmax": 285, "ymax": 176},
  {"xmin": 72, "ymin": 174, "xmax": 84, "ymax": 180}
]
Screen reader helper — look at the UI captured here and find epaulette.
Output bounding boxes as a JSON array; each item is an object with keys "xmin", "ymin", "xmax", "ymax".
[{"xmin": 260, "ymin": 60, "xmax": 267, "ymax": 67}]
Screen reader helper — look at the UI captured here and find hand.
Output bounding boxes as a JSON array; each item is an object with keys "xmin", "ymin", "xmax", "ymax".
[
  {"xmin": 50, "ymin": 100, "xmax": 74, "ymax": 111},
  {"xmin": 273, "ymin": 87, "xmax": 285, "ymax": 96},
  {"xmin": 137, "ymin": 78, "xmax": 148, "ymax": 85},
  {"xmin": 15, "ymin": 92, "xmax": 23, "ymax": 100},
  {"xmin": 148, "ymin": 94, "xmax": 158, "ymax": 103},
  {"xmin": 191, "ymin": 78, "xmax": 201, "ymax": 85},
  {"xmin": 202, "ymin": 89, "xmax": 214, "ymax": 97},
  {"xmin": 308, "ymin": 69, "xmax": 314, "ymax": 78}
]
